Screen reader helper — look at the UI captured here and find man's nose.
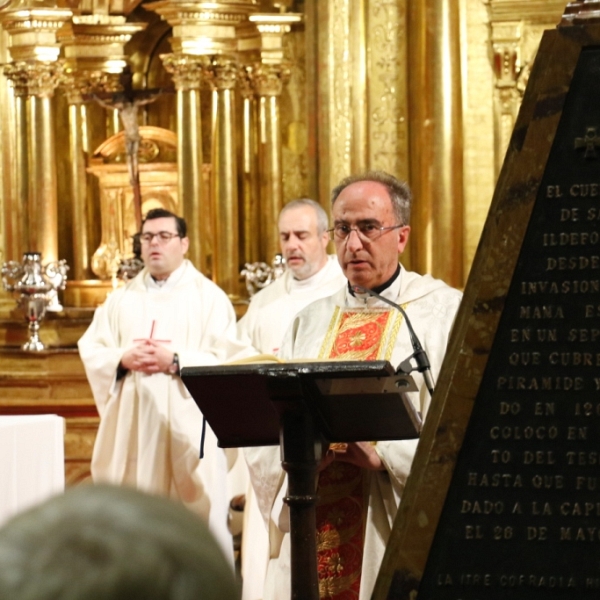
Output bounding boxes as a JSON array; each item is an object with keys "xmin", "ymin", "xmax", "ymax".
[
  {"xmin": 345, "ymin": 228, "xmax": 364, "ymax": 252},
  {"xmin": 283, "ymin": 235, "xmax": 300, "ymax": 251}
]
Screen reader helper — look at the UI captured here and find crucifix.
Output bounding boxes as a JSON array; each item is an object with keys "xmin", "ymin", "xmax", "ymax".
[{"xmin": 91, "ymin": 67, "xmax": 163, "ymax": 231}]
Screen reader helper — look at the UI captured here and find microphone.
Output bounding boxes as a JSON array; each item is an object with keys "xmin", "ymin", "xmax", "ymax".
[{"xmin": 351, "ymin": 284, "xmax": 435, "ymax": 397}]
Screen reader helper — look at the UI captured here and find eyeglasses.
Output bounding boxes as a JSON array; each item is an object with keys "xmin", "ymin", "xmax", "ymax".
[
  {"xmin": 139, "ymin": 231, "xmax": 181, "ymax": 244},
  {"xmin": 327, "ymin": 223, "xmax": 404, "ymax": 243}
]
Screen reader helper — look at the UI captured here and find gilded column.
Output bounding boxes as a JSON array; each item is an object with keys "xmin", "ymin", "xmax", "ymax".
[
  {"xmin": 211, "ymin": 55, "xmax": 240, "ymax": 297},
  {"xmin": 407, "ymin": 0, "xmax": 464, "ymax": 288},
  {"xmin": 161, "ymin": 54, "xmax": 209, "ymax": 274},
  {"xmin": 366, "ymin": 1, "xmax": 408, "ymax": 180},
  {"xmin": 0, "ymin": 7, "xmax": 72, "ymax": 263},
  {"xmin": 239, "ymin": 67, "xmax": 261, "ymax": 266},
  {"xmin": 315, "ymin": 0, "xmax": 352, "ymax": 202},
  {"xmin": 248, "ymin": 13, "xmax": 301, "ymax": 263},
  {"xmin": 2, "ymin": 66, "xmax": 28, "ymax": 260},
  {"xmin": 27, "ymin": 63, "xmax": 61, "ymax": 262},
  {"xmin": 350, "ymin": 0, "xmax": 368, "ymax": 173},
  {"xmin": 254, "ymin": 64, "xmax": 287, "ymax": 263},
  {"xmin": 63, "ymin": 81, "xmax": 90, "ymax": 280}
]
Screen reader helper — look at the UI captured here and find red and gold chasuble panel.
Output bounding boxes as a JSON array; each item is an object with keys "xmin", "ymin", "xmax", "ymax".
[
  {"xmin": 315, "ymin": 307, "xmax": 405, "ymax": 598},
  {"xmin": 316, "ymin": 462, "xmax": 365, "ymax": 599}
]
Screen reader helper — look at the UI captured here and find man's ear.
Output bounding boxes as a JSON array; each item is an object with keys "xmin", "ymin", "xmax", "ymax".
[
  {"xmin": 181, "ymin": 236, "xmax": 190, "ymax": 254},
  {"xmin": 320, "ymin": 229, "xmax": 330, "ymax": 249},
  {"xmin": 397, "ymin": 226, "xmax": 411, "ymax": 254}
]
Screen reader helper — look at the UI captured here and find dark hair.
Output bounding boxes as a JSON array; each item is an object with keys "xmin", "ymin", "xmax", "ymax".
[
  {"xmin": 142, "ymin": 208, "xmax": 187, "ymax": 238},
  {"xmin": 331, "ymin": 170, "xmax": 412, "ymax": 226},
  {"xmin": 0, "ymin": 484, "xmax": 239, "ymax": 600}
]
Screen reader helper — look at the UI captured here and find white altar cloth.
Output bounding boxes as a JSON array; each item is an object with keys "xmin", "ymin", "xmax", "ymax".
[{"xmin": 0, "ymin": 415, "xmax": 65, "ymax": 526}]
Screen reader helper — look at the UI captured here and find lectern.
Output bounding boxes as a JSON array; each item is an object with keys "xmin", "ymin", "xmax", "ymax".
[{"xmin": 181, "ymin": 360, "xmax": 421, "ymax": 600}]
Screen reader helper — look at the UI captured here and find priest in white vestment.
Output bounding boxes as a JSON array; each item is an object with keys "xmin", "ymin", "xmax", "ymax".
[
  {"xmin": 78, "ymin": 209, "xmax": 251, "ymax": 563},
  {"xmin": 236, "ymin": 199, "xmax": 346, "ymax": 600},
  {"xmin": 245, "ymin": 172, "xmax": 463, "ymax": 599},
  {"xmin": 238, "ymin": 199, "xmax": 346, "ymax": 357}
]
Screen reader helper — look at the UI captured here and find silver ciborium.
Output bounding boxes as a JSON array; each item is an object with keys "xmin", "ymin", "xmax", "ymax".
[{"xmin": 1, "ymin": 252, "xmax": 69, "ymax": 351}]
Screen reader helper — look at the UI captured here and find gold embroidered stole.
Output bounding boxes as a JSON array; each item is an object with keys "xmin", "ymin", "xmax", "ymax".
[{"xmin": 315, "ymin": 306, "xmax": 405, "ymax": 598}]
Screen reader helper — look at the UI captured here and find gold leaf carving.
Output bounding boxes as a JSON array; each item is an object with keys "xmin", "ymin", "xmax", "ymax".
[
  {"xmin": 369, "ymin": 0, "xmax": 406, "ymax": 176},
  {"xmin": 211, "ymin": 56, "xmax": 238, "ymax": 90},
  {"xmin": 4, "ymin": 60, "xmax": 61, "ymax": 98},
  {"xmin": 161, "ymin": 53, "xmax": 210, "ymax": 91}
]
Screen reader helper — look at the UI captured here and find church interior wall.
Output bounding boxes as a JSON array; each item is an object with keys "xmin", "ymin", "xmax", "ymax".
[
  {"xmin": 0, "ymin": 0, "xmax": 568, "ymax": 293},
  {"xmin": 0, "ymin": 0, "xmax": 574, "ymax": 484},
  {"xmin": 462, "ymin": 0, "xmax": 497, "ymax": 281}
]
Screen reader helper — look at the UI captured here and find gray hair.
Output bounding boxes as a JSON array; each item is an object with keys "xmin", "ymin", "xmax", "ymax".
[
  {"xmin": 331, "ymin": 170, "xmax": 412, "ymax": 226},
  {"xmin": 280, "ymin": 198, "xmax": 329, "ymax": 234},
  {"xmin": 0, "ymin": 484, "xmax": 239, "ymax": 600}
]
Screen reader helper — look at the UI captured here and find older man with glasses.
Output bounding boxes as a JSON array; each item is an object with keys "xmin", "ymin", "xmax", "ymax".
[
  {"xmin": 78, "ymin": 208, "xmax": 252, "ymax": 564},
  {"xmin": 245, "ymin": 171, "xmax": 462, "ymax": 600}
]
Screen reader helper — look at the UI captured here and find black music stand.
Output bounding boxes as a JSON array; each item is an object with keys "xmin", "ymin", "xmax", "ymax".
[{"xmin": 181, "ymin": 360, "xmax": 421, "ymax": 600}]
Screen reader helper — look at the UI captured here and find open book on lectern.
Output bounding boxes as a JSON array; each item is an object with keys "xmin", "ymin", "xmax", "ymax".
[{"xmin": 180, "ymin": 360, "xmax": 422, "ymax": 449}]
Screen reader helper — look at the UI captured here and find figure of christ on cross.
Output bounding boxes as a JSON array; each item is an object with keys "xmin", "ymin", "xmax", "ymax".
[
  {"xmin": 92, "ymin": 67, "xmax": 163, "ymax": 232},
  {"xmin": 122, "ymin": 320, "xmax": 175, "ymax": 375}
]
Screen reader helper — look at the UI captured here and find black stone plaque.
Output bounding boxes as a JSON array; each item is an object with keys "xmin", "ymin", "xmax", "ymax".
[{"xmin": 414, "ymin": 45, "xmax": 600, "ymax": 599}]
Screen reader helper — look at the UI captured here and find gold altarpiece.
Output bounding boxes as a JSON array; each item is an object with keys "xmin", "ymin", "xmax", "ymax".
[{"xmin": 0, "ymin": 0, "xmax": 569, "ymax": 483}]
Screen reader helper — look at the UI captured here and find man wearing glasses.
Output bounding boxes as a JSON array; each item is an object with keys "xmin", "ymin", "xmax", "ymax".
[
  {"xmin": 78, "ymin": 208, "xmax": 250, "ymax": 564},
  {"xmin": 245, "ymin": 171, "xmax": 462, "ymax": 600}
]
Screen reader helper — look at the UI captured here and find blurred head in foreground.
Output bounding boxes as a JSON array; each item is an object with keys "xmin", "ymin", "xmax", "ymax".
[{"xmin": 0, "ymin": 484, "xmax": 239, "ymax": 600}]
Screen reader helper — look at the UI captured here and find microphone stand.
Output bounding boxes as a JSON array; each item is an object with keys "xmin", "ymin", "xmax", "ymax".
[{"xmin": 351, "ymin": 284, "xmax": 435, "ymax": 398}]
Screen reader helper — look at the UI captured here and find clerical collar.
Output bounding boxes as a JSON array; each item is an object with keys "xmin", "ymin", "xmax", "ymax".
[
  {"xmin": 348, "ymin": 263, "xmax": 401, "ymax": 296},
  {"xmin": 146, "ymin": 261, "xmax": 187, "ymax": 292},
  {"xmin": 151, "ymin": 276, "xmax": 167, "ymax": 287}
]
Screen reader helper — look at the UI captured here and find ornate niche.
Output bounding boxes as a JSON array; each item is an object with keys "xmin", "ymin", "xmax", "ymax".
[
  {"xmin": 488, "ymin": 0, "xmax": 568, "ymax": 176},
  {"xmin": 87, "ymin": 126, "xmax": 178, "ymax": 280}
]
